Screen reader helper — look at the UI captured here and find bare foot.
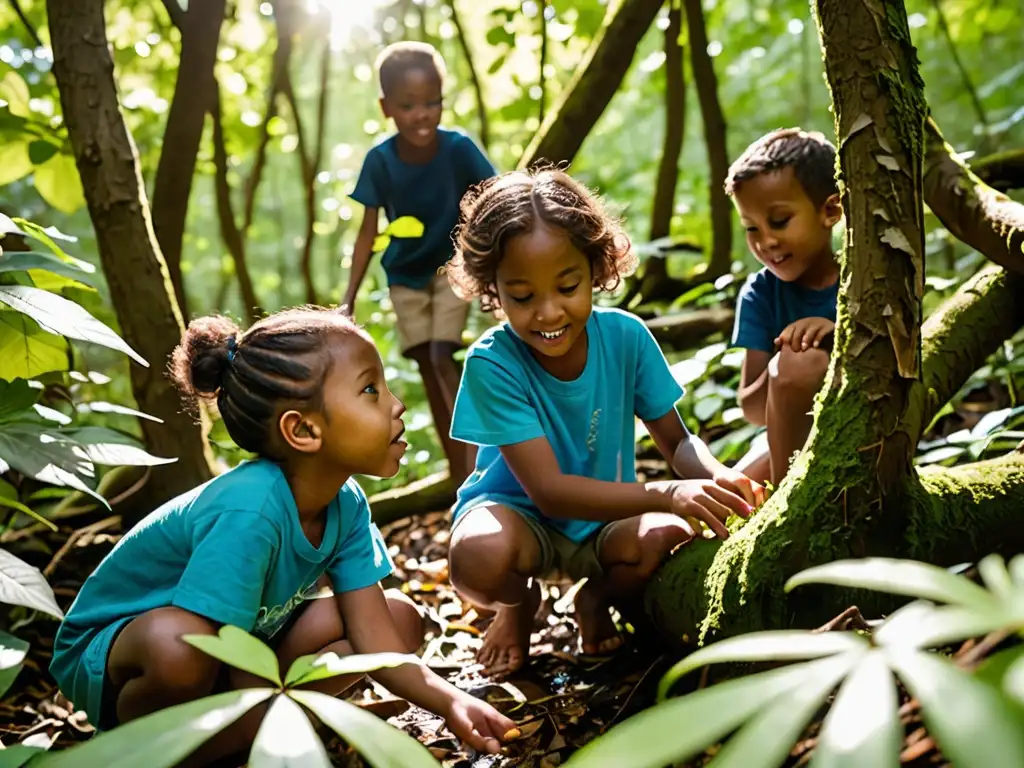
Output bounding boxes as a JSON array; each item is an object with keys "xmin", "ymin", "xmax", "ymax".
[
  {"xmin": 476, "ymin": 581, "xmax": 542, "ymax": 678},
  {"xmin": 574, "ymin": 580, "xmax": 623, "ymax": 657}
]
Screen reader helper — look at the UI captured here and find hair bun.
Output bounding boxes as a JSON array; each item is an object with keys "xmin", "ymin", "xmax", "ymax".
[{"xmin": 170, "ymin": 315, "xmax": 242, "ymax": 399}]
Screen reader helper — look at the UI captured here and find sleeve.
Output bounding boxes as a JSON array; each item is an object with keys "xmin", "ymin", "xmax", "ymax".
[
  {"xmin": 173, "ymin": 512, "xmax": 280, "ymax": 630},
  {"xmin": 731, "ymin": 273, "xmax": 776, "ymax": 353},
  {"xmin": 632, "ymin": 316, "xmax": 685, "ymax": 421},
  {"xmin": 455, "ymin": 134, "xmax": 496, "ymax": 187},
  {"xmin": 350, "ymin": 149, "xmax": 386, "ymax": 209},
  {"xmin": 327, "ymin": 484, "xmax": 394, "ymax": 593},
  {"xmin": 451, "ymin": 352, "xmax": 545, "ymax": 446}
]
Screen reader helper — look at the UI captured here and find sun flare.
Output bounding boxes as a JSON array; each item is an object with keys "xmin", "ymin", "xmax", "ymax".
[{"xmin": 311, "ymin": 0, "xmax": 386, "ymax": 49}]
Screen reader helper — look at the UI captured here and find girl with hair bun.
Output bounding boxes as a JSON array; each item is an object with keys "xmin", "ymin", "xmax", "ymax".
[{"xmin": 50, "ymin": 306, "xmax": 513, "ymax": 763}]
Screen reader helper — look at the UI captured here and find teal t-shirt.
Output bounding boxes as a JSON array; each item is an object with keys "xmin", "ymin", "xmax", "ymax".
[
  {"xmin": 450, "ymin": 307, "xmax": 684, "ymax": 543},
  {"xmin": 732, "ymin": 268, "xmax": 838, "ymax": 353},
  {"xmin": 51, "ymin": 460, "xmax": 393, "ymax": 684},
  {"xmin": 350, "ymin": 127, "xmax": 495, "ymax": 290}
]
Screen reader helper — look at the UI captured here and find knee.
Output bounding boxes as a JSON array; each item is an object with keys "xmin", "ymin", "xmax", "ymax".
[
  {"xmin": 770, "ymin": 346, "xmax": 829, "ymax": 397},
  {"xmin": 634, "ymin": 522, "xmax": 692, "ymax": 579},
  {"xmin": 448, "ymin": 529, "xmax": 516, "ymax": 596},
  {"xmin": 138, "ymin": 609, "xmax": 221, "ymax": 697},
  {"xmin": 383, "ymin": 589, "xmax": 425, "ymax": 654}
]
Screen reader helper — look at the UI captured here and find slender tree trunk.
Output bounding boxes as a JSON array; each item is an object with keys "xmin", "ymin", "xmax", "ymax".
[
  {"xmin": 538, "ymin": 0, "xmax": 548, "ymax": 124},
  {"xmin": 649, "ymin": 5, "xmax": 685, "ymax": 242},
  {"xmin": 519, "ymin": 0, "xmax": 664, "ymax": 169},
  {"xmin": 682, "ymin": 0, "xmax": 732, "ymax": 280},
  {"xmin": 150, "ymin": 0, "xmax": 227, "ymax": 319},
  {"xmin": 47, "ymin": 0, "xmax": 216, "ymax": 510},
  {"xmin": 446, "ymin": 0, "xmax": 490, "ymax": 151}
]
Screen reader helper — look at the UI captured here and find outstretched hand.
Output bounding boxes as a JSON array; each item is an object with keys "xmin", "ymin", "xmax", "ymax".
[
  {"xmin": 776, "ymin": 317, "xmax": 834, "ymax": 352},
  {"xmin": 712, "ymin": 465, "xmax": 766, "ymax": 509},
  {"xmin": 445, "ymin": 692, "xmax": 516, "ymax": 755},
  {"xmin": 655, "ymin": 478, "xmax": 754, "ymax": 540}
]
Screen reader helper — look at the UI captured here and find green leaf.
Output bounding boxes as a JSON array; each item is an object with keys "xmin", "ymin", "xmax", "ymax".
[
  {"xmin": 785, "ymin": 558, "xmax": 995, "ymax": 608},
  {"xmin": 565, "ymin": 663, "xmax": 816, "ymax": 768},
  {"xmin": 0, "ymin": 214, "xmax": 27, "ymax": 237},
  {"xmin": 285, "ymin": 651, "xmax": 420, "ymax": 688},
  {"xmin": 34, "ymin": 689, "xmax": 272, "ymax": 768},
  {"xmin": 658, "ymin": 631, "xmax": 868, "ymax": 700},
  {"xmin": 978, "ymin": 554, "xmax": 1014, "ymax": 598},
  {"xmin": 0, "ymin": 745, "xmax": 45, "ymax": 768},
  {"xmin": 974, "ymin": 646, "xmax": 1024, "ymax": 693},
  {"xmin": 62, "ymin": 427, "xmax": 176, "ymax": 467},
  {"xmin": 33, "ymin": 152, "xmax": 86, "ymax": 215},
  {"xmin": 78, "ymin": 402, "xmax": 164, "ymax": 423},
  {"xmin": 0, "ymin": 494, "xmax": 58, "ymax": 531},
  {"xmin": 0, "ymin": 379, "xmax": 37, "ymax": 420},
  {"xmin": 289, "ymin": 690, "xmax": 439, "ymax": 768},
  {"xmin": 28, "ymin": 140, "xmax": 59, "ymax": 166},
  {"xmin": 183, "ymin": 625, "xmax": 282, "ymax": 686},
  {"xmin": 0, "ymin": 549, "xmax": 63, "ymax": 619},
  {"xmin": 0, "ymin": 629, "xmax": 29, "ymax": 698},
  {"xmin": 810, "ymin": 651, "xmax": 900, "ymax": 768},
  {"xmin": 709, "ymin": 654, "xmax": 856, "ymax": 768},
  {"xmin": 0, "ymin": 251, "xmax": 97, "ymax": 288},
  {"xmin": 0, "ymin": 140, "xmax": 34, "ymax": 186},
  {"xmin": 0, "ymin": 311, "xmax": 70, "ymax": 379},
  {"xmin": 249, "ymin": 694, "xmax": 332, "ymax": 767},
  {"xmin": 0, "ymin": 72, "xmax": 30, "ymax": 118},
  {"xmin": 0, "ymin": 285, "xmax": 147, "ymax": 366},
  {"xmin": 888, "ymin": 648, "xmax": 1024, "ymax": 768},
  {"xmin": 874, "ymin": 601, "xmax": 1010, "ymax": 650},
  {"xmin": 1006, "ymin": 653, "xmax": 1024, "ymax": 705},
  {"xmin": 384, "ymin": 216, "xmax": 424, "ymax": 239},
  {"xmin": 0, "ymin": 421, "xmax": 104, "ymax": 504}
]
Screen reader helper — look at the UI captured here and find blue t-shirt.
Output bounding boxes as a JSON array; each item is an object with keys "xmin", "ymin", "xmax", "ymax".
[
  {"xmin": 51, "ymin": 460, "xmax": 393, "ymax": 682},
  {"xmin": 732, "ymin": 268, "xmax": 839, "ymax": 353},
  {"xmin": 450, "ymin": 307, "xmax": 684, "ymax": 543},
  {"xmin": 351, "ymin": 127, "xmax": 495, "ymax": 290}
]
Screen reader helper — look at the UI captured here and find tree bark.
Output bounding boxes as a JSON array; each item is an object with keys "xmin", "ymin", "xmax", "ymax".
[
  {"xmin": 446, "ymin": 0, "xmax": 489, "ymax": 151},
  {"xmin": 151, "ymin": 0, "xmax": 228, "ymax": 319},
  {"xmin": 518, "ymin": 0, "xmax": 664, "ymax": 169},
  {"xmin": 47, "ymin": 0, "xmax": 216, "ymax": 510},
  {"xmin": 681, "ymin": 0, "xmax": 732, "ymax": 280}
]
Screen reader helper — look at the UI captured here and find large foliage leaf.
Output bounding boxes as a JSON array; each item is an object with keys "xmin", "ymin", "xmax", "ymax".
[
  {"xmin": 183, "ymin": 625, "xmax": 282, "ymax": 686},
  {"xmin": 0, "ymin": 629, "xmax": 29, "ymax": 698},
  {"xmin": 0, "ymin": 421, "xmax": 102, "ymax": 503},
  {"xmin": 0, "ymin": 745, "xmax": 45, "ymax": 768},
  {"xmin": 0, "ymin": 139, "xmax": 33, "ymax": 186},
  {"xmin": 0, "ymin": 72, "xmax": 30, "ymax": 118},
  {"xmin": 33, "ymin": 151, "xmax": 86, "ymax": 215},
  {"xmin": 0, "ymin": 310, "xmax": 70, "ymax": 380},
  {"xmin": 0, "ymin": 549, "xmax": 63, "ymax": 619},
  {"xmin": 0, "ymin": 285, "xmax": 146, "ymax": 366},
  {"xmin": 249, "ymin": 694, "xmax": 332, "ymax": 767},
  {"xmin": 284, "ymin": 650, "xmax": 420, "ymax": 687},
  {"xmin": 63, "ymin": 427, "xmax": 176, "ymax": 467},
  {"xmin": 289, "ymin": 690, "xmax": 439, "ymax": 768},
  {"xmin": 0, "ymin": 250, "xmax": 97, "ymax": 288},
  {"xmin": 34, "ymin": 689, "xmax": 272, "ymax": 768},
  {"xmin": 0, "ymin": 379, "xmax": 37, "ymax": 420}
]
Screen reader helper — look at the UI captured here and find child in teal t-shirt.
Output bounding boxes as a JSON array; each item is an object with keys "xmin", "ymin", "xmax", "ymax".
[
  {"xmin": 444, "ymin": 169, "xmax": 766, "ymax": 677},
  {"xmin": 50, "ymin": 307, "xmax": 513, "ymax": 761}
]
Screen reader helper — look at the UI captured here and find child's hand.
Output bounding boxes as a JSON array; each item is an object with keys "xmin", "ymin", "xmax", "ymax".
[
  {"xmin": 776, "ymin": 318, "xmax": 835, "ymax": 352},
  {"xmin": 712, "ymin": 466, "xmax": 766, "ymax": 508},
  {"xmin": 444, "ymin": 692, "xmax": 516, "ymax": 754},
  {"xmin": 658, "ymin": 479, "xmax": 753, "ymax": 540}
]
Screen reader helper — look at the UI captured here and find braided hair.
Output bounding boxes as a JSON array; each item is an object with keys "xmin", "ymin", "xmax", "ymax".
[{"xmin": 724, "ymin": 128, "xmax": 838, "ymax": 207}]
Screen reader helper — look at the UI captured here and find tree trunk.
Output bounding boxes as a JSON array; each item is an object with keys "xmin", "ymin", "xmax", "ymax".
[
  {"xmin": 446, "ymin": 0, "xmax": 489, "ymax": 151},
  {"xmin": 150, "ymin": 0, "xmax": 228, "ymax": 319},
  {"xmin": 518, "ymin": 0, "xmax": 664, "ymax": 169},
  {"xmin": 48, "ymin": 0, "xmax": 216, "ymax": 511},
  {"xmin": 681, "ymin": 0, "xmax": 732, "ymax": 280}
]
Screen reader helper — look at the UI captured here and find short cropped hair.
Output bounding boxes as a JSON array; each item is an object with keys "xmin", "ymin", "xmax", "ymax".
[
  {"xmin": 375, "ymin": 41, "xmax": 446, "ymax": 97},
  {"xmin": 725, "ymin": 128, "xmax": 838, "ymax": 207}
]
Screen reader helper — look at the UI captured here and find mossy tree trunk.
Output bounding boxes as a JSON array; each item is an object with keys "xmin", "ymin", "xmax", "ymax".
[{"xmin": 645, "ymin": 0, "xmax": 1024, "ymax": 644}]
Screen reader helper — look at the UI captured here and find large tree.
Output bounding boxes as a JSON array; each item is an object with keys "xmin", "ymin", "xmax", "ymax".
[{"xmin": 645, "ymin": 0, "xmax": 1024, "ymax": 644}]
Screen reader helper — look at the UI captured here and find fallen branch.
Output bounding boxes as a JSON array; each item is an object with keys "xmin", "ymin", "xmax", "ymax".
[
  {"xmin": 369, "ymin": 471, "xmax": 455, "ymax": 527},
  {"xmin": 645, "ymin": 307, "xmax": 735, "ymax": 351}
]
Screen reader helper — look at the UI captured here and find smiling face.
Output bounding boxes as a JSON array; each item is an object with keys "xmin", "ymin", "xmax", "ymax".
[
  {"xmin": 495, "ymin": 224, "xmax": 593, "ymax": 376},
  {"xmin": 732, "ymin": 166, "xmax": 842, "ymax": 289},
  {"xmin": 380, "ymin": 67, "xmax": 443, "ymax": 156}
]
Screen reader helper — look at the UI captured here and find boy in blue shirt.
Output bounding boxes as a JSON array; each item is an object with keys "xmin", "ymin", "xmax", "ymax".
[
  {"xmin": 726, "ymin": 128, "xmax": 843, "ymax": 485},
  {"xmin": 341, "ymin": 42, "xmax": 495, "ymax": 484}
]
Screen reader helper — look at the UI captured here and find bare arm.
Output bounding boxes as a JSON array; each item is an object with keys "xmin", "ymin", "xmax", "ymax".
[
  {"xmin": 643, "ymin": 409, "xmax": 719, "ymax": 480},
  {"xmin": 737, "ymin": 349, "xmax": 772, "ymax": 427},
  {"xmin": 340, "ymin": 207, "xmax": 379, "ymax": 314}
]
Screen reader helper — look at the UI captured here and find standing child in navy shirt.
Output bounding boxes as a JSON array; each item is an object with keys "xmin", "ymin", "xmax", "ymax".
[
  {"xmin": 444, "ymin": 170, "xmax": 764, "ymax": 677},
  {"xmin": 726, "ymin": 128, "xmax": 843, "ymax": 485},
  {"xmin": 341, "ymin": 41, "xmax": 495, "ymax": 484},
  {"xmin": 50, "ymin": 307, "xmax": 513, "ymax": 763}
]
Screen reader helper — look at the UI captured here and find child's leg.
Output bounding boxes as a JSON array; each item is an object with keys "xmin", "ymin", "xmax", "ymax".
[
  {"xmin": 428, "ymin": 341, "xmax": 477, "ymax": 483},
  {"xmin": 448, "ymin": 504, "xmax": 546, "ymax": 676},
  {"xmin": 406, "ymin": 343, "xmax": 463, "ymax": 474},
  {"xmin": 765, "ymin": 346, "xmax": 830, "ymax": 484}
]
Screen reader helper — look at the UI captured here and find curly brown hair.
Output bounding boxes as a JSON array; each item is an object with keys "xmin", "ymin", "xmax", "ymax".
[{"xmin": 447, "ymin": 168, "xmax": 636, "ymax": 312}]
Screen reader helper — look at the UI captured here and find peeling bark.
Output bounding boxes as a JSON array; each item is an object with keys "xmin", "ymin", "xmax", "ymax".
[{"xmin": 47, "ymin": 0, "xmax": 216, "ymax": 511}]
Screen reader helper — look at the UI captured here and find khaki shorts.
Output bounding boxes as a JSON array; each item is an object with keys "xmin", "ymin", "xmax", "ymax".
[
  {"xmin": 389, "ymin": 271, "xmax": 470, "ymax": 355},
  {"xmin": 452, "ymin": 505, "xmax": 628, "ymax": 583}
]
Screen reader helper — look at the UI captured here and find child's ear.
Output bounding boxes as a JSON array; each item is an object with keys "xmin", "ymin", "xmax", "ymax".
[
  {"xmin": 822, "ymin": 193, "xmax": 843, "ymax": 227},
  {"xmin": 379, "ymin": 96, "xmax": 391, "ymax": 120},
  {"xmin": 278, "ymin": 410, "xmax": 323, "ymax": 454}
]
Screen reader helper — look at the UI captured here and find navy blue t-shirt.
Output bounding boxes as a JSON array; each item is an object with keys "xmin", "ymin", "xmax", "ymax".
[
  {"xmin": 350, "ymin": 127, "xmax": 495, "ymax": 289},
  {"xmin": 732, "ymin": 268, "xmax": 839, "ymax": 353}
]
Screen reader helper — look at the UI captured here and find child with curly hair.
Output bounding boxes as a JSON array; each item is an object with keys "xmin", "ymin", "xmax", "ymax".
[
  {"xmin": 444, "ymin": 170, "xmax": 765, "ymax": 677},
  {"xmin": 50, "ymin": 308, "xmax": 513, "ymax": 764}
]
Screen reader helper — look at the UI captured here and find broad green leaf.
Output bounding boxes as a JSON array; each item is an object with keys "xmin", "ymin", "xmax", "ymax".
[
  {"xmin": 874, "ymin": 602, "xmax": 1009, "ymax": 650},
  {"xmin": 249, "ymin": 694, "xmax": 331, "ymax": 767},
  {"xmin": 1006, "ymin": 653, "xmax": 1024, "ymax": 705},
  {"xmin": 658, "ymin": 631, "xmax": 867, "ymax": 700},
  {"xmin": 888, "ymin": 648, "xmax": 1024, "ymax": 768},
  {"xmin": 385, "ymin": 216, "xmax": 424, "ymax": 239},
  {"xmin": 289, "ymin": 690, "xmax": 439, "ymax": 768},
  {"xmin": 0, "ymin": 745, "xmax": 45, "ymax": 768},
  {"xmin": 0, "ymin": 251, "xmax": 97, "ymax": 287},
  {"xmin": 0, "ymin": 379, "xmax": 37, "ymax": 420},
  {"xmin": 183, "ymin": 625, "xmax": 282, "ymax": 686},
  {"xmin": 11, "ymin": 221, "xmax": 86, "ymax": 268},
  {"xmin": 710, "ymin": 654, "xmax": 857, "ymax": 768},
  {"xmin": 0, "ymin": 311, "xmax": 70, "ymax": 379},
  {"xmin": 978, "ymin": 554, "xmax": 1013, "ymax": 598},
  {"xmin": 786, "ymin": 558, "xmax": 995, "ymax": 608},
  {"xmin": 0, "ymin": 494, "xmax": 58, "ymax": 531},
  {"xmin": 34, "ymin": 689, "xmax": 272, "ymax": 768},
  {"xmin": 811, "ymin": 651, "xmax": 900, "ymax": 768},
  {"xmin": 0, "ymin": 421, "xmax": 103, "ymax": 504},
  {"xmin": 28, "ymin": 140, "xmax": 59, "ymax": 166},
  {"xmin": 669, "ymin": 358, "xmax": 707, "ymax": 388},
  {"xmin": 0, "ymin": 140, "xmax": 33, "ymax": 186},
  {"xmin": 0, "ymin": 629, "xmax": 29, "ymax": 698},
  {"xmin": 63, "ymin": 427, "xmax": 176, "ymax": 467},
  {"xmin": 0, "ymin": 549, "xmax": 63, "ymax": 619},
  {"xmin": 33, "ymin": 152, "xmax": 86, "ymax": 215},
  {"xmin": 78, "ymin": 401, "xmax": 163, "ymax": 423},
  {"xmin": 0, "ymin": 285, "xmax": 147, "ymax": 366},
  {"xmin": 285, "ymin": 650, "xmax": 420, "ymax": 687},
  {"xmin": 0, "ymin": 72, "xmax": 30, "ymax": 118},
  {"xmin": 566, "ymin": 663, "xmax": 816, "ymax": 768},
  {"xmin": 974, "ymin": 646, "xmax": 1024, "ymax": 696}
]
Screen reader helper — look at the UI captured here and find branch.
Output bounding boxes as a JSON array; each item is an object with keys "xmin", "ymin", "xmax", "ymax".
[
  {"xmin": 446, "ymin": 0, "xmax": 489, "ymax": 150},
  {"xmin": 369, "ymin": 472, "xmax": 456, "ymax": 527},
  {"xmin": 971, "ymin": 148, "xmax": 1024, "ymax": 192},
  {"xmin": 242, "ymin": 38, "xmax": 289, "ymax": 233},
  {"xmin": 11, "ymin": 0, "xmax": 43, "ymax": 47},
  {"xmin": 538, "ymin": 0, "xmax": 548, "ymax": 123},
  {"xmin": 159, "ymin": 0, "xmax": 187, "ymax": 28},
  {"xmin": 646, "ymin": 306, "xmax": 734, "ymax": 351}
]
